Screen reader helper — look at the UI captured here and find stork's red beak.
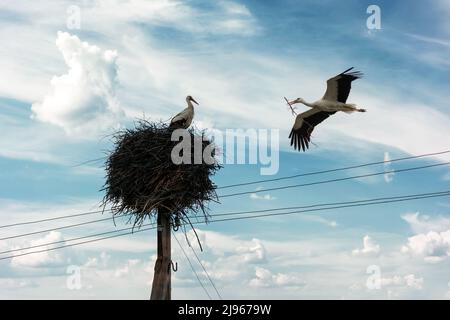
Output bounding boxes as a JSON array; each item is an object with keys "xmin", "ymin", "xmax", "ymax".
[{"xmin": 190, "ymin": 97, "xmax": 199, "ymax": 105}]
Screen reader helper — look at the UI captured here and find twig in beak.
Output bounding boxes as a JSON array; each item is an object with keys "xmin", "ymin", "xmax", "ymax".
[{"xmin": 284, "ymin": 97, "xmax": 297, "ymax": 116}]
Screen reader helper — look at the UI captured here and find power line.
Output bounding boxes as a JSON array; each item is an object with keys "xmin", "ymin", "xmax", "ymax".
[
  {"xmin": 0, "ymin": 215, "xmax": 124, "ymax": 241},
  {"xmin": 0, "ymin": 225, "xmax": 157, "ymax": 261},
  {"xmin": 3, "ymin": 151, "xmax": 449, "ymax": 229},
  {"xmin": 172, "ymin": 231, "xmax": 212, "ymax": 300},
  {"xmin": 0, "ymin": 208, "xmax": 112, "ymax": 229},
  {"xmin": 187, "ymin": 241, "xmax": 223, "ymax": 299},
  {"xmin": 209, "ymin": 190, "xmax": 450, "ymax": 217},
  {"xmin": 219, "ymin": 162, "xmax": 450, "ymax": 198},
  {"xmin": 71, "ymin": 156, "xmax": 107, "ymax": 168},
  {"xmin": 1, "ymin": 190, "xmax": 449, "ymax": 261},
  {"xmin": 2, "ymin": 190, "xmax": 449, "ymax": 250},
  {"xmin": 203, "ymin": 192, "xmax": 450, "ymax": 224},
  {"xmin": 0, "ymin": 222, "xmax": 157, "ymax": 255},
  {"xmin": 218, "ymin": 150, "xmax": 450, "ymax": 189}
]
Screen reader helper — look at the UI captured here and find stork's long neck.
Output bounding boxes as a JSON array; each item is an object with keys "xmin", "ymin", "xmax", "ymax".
[
  {"xmin": 301, "ymin": 100, "xmax": 315, "ymax": 108},
  {"xmin": 187, "ymin": 100, "xmax": 195, "ymax": 110}
]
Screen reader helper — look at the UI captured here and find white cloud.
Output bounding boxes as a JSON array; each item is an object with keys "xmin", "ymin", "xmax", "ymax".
[
  {"xmin": 236, "ymin": 239, "xmax": 266, "ymax": 264},
  {"xmin": 352, "ymin": 235, "xmax": 380, "ymax": 256},
  {"xmin": 84, "ymin": 252, "xmax": 111, "ymax": 269},
  {"xmin": 401, "ymin": 230, "xmax": 450, "ymax": 262},
  {"xmin": 405, "ymin": 33, "xmax": 450, "ymax": 48},
  {"xmin": 0, "ymin": 279, "xmax": 38, "ymax": 290},
  {"xmin": 31, "ymin": 32, "xmax": 124, "ymax": 136},
  {"xmin": 82, "ymin": 0, "xmax": 259, "ymax": 37},
  {"xmin": 404, "ymin": 274, "xmax": 424, "ymax": 289},
  {"xmin": 114, "ymin": 259, "xmax": 140, "ymax": 278},
  {"xmin": 381, "ymin": 274, "xmax": 423, "ymax": 290},
  {"xmin": 250, "ymin": 193, "xmax": 276, "ymax": 201},
  {"xmin": 402, "ymin": 212, "xmax": 450, "ymax": 233},
  {"xmin": 249, "ymin": 267, "xmax": 305, "ymax": 288},
  {"xmin": 383, "ymin": 152, "xmax": 395, "ymax": 183},
  {"xmin": 10, "ymin": 231, "xmax": 69, "ymax": 268}
]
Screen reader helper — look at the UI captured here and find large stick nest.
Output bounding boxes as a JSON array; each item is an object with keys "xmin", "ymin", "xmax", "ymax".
[{"xmin": 101, "ymin": 120, "xmax": 221, "ymax": 228}]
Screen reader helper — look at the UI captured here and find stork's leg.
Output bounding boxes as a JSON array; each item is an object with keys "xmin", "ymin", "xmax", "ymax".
[{"xmin": 343, "ymin": 104, "xmax": 366, "ymax": 113}]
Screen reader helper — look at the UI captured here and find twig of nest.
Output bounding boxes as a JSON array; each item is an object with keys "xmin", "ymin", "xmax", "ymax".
[{"xmin": 101, "ymin": 120, "xmax": 221, "ymax": 230}]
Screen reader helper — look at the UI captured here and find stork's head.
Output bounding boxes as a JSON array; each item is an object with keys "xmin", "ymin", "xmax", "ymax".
[
  {"xmin": 186, "ymin": 95, "xmax": 199, "ymax": 105},
  {"xmin": 289, "ymin": 97, "xmax": 305, "ymax": 105}
]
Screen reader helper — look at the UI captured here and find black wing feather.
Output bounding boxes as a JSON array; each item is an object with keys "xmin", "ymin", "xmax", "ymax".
[
  {"xmin": 289, "ymin": 111, "xmax": 335, "ymax": 152},
  {"xmin": 336, "ymin": 68, "xmax": 363, "ymax": 103}
]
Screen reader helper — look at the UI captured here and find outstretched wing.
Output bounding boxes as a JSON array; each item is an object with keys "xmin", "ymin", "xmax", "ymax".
[
  {"xmin": 289, "ymin": 109, "xmax": 336, "ymax": 151},
  {"xmin": 322, "ymin": 67, "xmax": 363, "ymax": 103}
]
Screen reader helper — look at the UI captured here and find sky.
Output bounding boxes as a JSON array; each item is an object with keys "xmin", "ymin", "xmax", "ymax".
[{"xmin": 0, "ymin": 0, "xmax": 450, "ymax": 299}]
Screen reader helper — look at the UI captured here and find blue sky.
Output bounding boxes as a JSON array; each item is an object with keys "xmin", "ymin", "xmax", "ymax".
[{"xmin": 1, "ymin": 0, "xmax": 450, "ymax": 299}]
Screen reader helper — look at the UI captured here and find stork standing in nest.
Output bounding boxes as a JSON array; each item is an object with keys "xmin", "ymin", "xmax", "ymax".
[
  {"xmin": 286, "ymin": 67, "xmax": 366, "ymax": 152},
  {"xmin": 169, "ymin": 95, "xmax": 199, "ymax": 129}
]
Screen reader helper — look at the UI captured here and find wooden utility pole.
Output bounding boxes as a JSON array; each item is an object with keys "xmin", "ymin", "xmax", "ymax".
[{"xmin": 150, "ymin": 208, "xmax": 171, "ymax": 300}]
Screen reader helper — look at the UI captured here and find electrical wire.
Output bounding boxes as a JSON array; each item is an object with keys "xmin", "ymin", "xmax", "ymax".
[
  {"xmin": 0, "ymin": 209, "xmax": 113, "ymax": 229},
  {"xmin": 218, "ymin": 150, "xmax": 450, "ymax": 189},
  {"xmin": 2, "ymin": 151, "xmax": 448, "ymax": 228},
  {"xmin": 172, "ymin": 231, "xmax": 212, "ymax": 300},
  {"xmin": 188, "ymin": 241, "xmax": 223, "ymax": 299},
  {"xmin": 219, "ymin": 162, "xmax": 450, "ymax": 198},
  {"xmin": 1, "ymin": 190, "xmax": 449, "ymax": 261}
]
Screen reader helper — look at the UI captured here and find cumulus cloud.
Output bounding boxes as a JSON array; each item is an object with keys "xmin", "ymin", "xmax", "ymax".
[
  {"xmin": 352, "ymin": 235, "xmax": 380, "ymax": 256},
  {"xmin": 249, "ymin": 267, "xmax": 305, "ymax": 288},
  {"xmin": 381, "ymin": 274, "xmax": 423, "ymax": 290},
  {"xmin": 401, "ymin": 230, "xmax": 450, "ymax": 262},
  {"xmin": 114, "ymin": 259, "xmax": 140, "ymax": 278},
  {"xmin": 383, "ymin": 152, "xmax": 395, "ymax": 183},
  {"xmin": 31, "ymin": 32, "xmax": 124, "ymax": 136},
  {"xmin": 236, "ymin": 239, "xmax": 266, "ymax": 264},
  {"xmin": 10, "ymin": 231, "xmax": 69, "ymax": 268},
  {"xmin": 0, "ymin": 278, "xmax": 38, "ymax": 290},
  {"xmin": 84, "ymin": 252, "xmax": 111, "ymax": 269},
  {"xmin": 402, "ymin": 212, "xmax": 450, "ymax": 233},
  {"xmin": 250, "ymin": 193, "xmax": 276, "ymax": 201}
]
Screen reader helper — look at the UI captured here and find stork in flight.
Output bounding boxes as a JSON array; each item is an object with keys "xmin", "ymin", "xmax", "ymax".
[
  {"xmin": 286, "ymin": 67, "xmax": 366, "ymax": 152},
  {"xmin": 169, "ymin": 95, "xmax": 199, "ymax": 129}
]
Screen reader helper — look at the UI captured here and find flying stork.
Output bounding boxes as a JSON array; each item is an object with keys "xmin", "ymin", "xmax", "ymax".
[
  {"xmin": 286, "ymin": 67, "xmax": 366, "ymax": 152},
  {"xmin": 169, "ymin": 95, "xmax": 199, "ymax": 129}
]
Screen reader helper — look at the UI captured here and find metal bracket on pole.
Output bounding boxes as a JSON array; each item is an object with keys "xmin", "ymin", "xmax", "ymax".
[{"xmin": 169, "ymin": 261, "xmax": 178, "ymax": 273}]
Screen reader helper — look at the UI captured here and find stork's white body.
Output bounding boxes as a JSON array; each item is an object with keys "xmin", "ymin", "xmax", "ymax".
[
  {"xmin": 171, "ymin": 104, "xmax": 194, "ymax": 127},
  {"xmin": 300, "ymin": 99, "xmax": 360, "ymax": 114}
]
